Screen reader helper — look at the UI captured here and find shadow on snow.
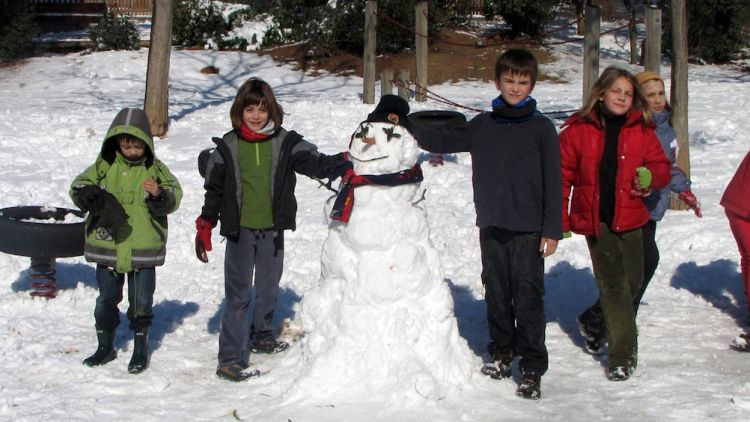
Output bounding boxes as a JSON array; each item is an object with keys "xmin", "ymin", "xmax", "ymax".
[
  {"xmin": 446, "ymin": 261, "xmax": 606, "ymax": 365},
  {"xmin": 670, "ymin": 259, "xmax": 746, "ymax": 327},
  {"xmin": 206, "ymin": 286, "xmax": 301, "ymax": 336}
]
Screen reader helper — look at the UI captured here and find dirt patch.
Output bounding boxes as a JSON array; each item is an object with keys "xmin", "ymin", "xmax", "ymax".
[{"xmin": 256, "ymin": 29, "xmax": 554, "ymax": 85}]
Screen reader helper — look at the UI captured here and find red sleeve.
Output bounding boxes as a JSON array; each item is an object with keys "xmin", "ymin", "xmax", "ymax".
[{"xmin": 559, "ymin": 125, "xmax": 579, "ymax": 232}]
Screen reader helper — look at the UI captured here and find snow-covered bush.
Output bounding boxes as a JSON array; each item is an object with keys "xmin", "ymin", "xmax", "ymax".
[
  {"xmin": 173, "ymin": 0, "xmax": 229, "ymax": 48},
  {"xmin": 260, "ymin": 0, "xmax": 452, "ymax": 56},
  {"xmin": 173, "ymin": 0, "xmax": 261, "ymax": 50},
  {"xmin": 88, "ymin": 12, "xmax": 140, "ymax": 51}
]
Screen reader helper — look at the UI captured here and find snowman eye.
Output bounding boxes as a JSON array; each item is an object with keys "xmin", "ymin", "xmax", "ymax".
[
  {"xmin": 354, "ymin": 123, "xmax": 371, "ymax": 139},
  {"xmin": 382, "ymin": 126, "xmax": 401, "ymax": 142}
]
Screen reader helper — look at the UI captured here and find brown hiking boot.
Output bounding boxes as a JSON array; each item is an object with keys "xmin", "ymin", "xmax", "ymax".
[
  {"xmin": 516, "ymin": 371, "xmax": 542, "ymax": 400},
  {"xmin": 216, "ymin": 362, "xmax": 261, "ymax": 382},
  {"xmin": 251, "ymin": 339, "xmax": 289, "ymax": 354},
  {"xmin": 481, "ymin": 349, "xmax": 514, "ymax": 379}
]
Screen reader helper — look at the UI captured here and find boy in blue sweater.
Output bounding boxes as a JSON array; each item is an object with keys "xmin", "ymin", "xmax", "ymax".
[{"xmin": 407, "ymin": 48, "xmax": 562, "ymax": 400}]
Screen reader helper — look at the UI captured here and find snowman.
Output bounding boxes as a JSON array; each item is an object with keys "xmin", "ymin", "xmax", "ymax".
[{"xmin": 289, "ymin": 96, "xmax": 476, "ymax": 402}]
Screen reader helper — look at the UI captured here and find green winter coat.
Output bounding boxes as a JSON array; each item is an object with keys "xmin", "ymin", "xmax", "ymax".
[{"xmin": 70, "ymin": 108, "xmax": 182, "ymax": 273}]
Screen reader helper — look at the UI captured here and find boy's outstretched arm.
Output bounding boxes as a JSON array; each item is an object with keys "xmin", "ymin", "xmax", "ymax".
[{"xmin": 407, "ymin": 118, "xmax": 474, "ymax": 154}]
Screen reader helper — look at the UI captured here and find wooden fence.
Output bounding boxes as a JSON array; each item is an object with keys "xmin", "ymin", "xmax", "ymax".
[
  {"xmin": 106, "ymin": 0, "xmax": 152, "ymax": 17},
  {"xmin": 467, "ymin": 0, "xmax": 484, "ymax": 16},
  {"xmin": 29, "ymin": 0, "xmax": 152, "ymax": 17}
]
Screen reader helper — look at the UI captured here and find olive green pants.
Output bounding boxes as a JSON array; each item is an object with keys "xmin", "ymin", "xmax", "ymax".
[{"xmin": 586, "ymin": 224, "xmax": 643, "ymax": 369}]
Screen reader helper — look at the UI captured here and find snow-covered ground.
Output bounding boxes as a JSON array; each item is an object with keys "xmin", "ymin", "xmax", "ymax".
[{"xmin": 1, "ymin": 21, "xmax": 750, "ymax": 421}]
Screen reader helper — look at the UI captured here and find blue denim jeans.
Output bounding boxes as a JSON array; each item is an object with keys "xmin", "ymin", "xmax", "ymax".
[{"xmin": 94, "ymin": 265, "xmax": 155, "ymax": 332}]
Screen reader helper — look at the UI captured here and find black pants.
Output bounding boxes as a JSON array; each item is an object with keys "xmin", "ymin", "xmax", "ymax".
[
  {"xmin": 580, "ymin": 220, "xmax": 658, "ymax": 336},
  {"xmin": 480, "ymin": 227, "xmax": 548, "ymax": 375},
  {"xmin": 94, "ymin": 265, "xmax": 155, "ymax": 332},
  {"xmin": 634, "ymin": 220, "xmax": 658, "ymax": 310}
]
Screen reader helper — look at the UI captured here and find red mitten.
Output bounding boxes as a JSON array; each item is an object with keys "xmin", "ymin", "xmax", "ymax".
[
  {"xmin": 195, "ymin": 216, "xmax": 215, "ymax": 263},
  {"xmin": 630, "ymin": 175, "xmax": 652, "ymax": 197},
  {"xmin": 678, "ymin": 190, "xmax": 702, "ymax": 218}
]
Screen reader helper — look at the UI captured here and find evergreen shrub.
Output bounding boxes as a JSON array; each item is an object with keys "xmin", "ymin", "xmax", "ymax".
[
  {"xmin": 89, "ymin": 12, "xmax": 140, "ymax": 51},
  {"xmin": 487, "ymin": 0, "xmax": 559, "ymax": 39},
  {"xmin": 0, "ymin": 1, "xmax": 39, "ymax": 62},
  {"xmin": 663, "ymin": 0, "xmax": 748, "ymax": 64},
  {"xmin": 172, "ymin": 0, "xmax": 229, "ymax": 48}
]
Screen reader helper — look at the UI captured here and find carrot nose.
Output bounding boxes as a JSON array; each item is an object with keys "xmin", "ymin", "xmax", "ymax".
[{"xmin": 362, "ymin": 136, "xmax": 376, "ymax": 145}]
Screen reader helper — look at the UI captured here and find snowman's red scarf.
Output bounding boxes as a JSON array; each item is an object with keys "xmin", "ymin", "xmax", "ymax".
[{"xmin": 330, "ymin": 164, "xmax": 424, "ymax": 223}]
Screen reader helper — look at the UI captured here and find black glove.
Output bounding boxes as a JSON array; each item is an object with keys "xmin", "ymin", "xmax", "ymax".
[
  {"xmin": 326, "ymin": 152, "xmax": 353, "ymax": 181},
  {"xmin": 95, "ymin": 190, "xmax": 129, "ymax": 233},
  {"xmin": 75, "ymin": 185, "xmax": 102, "ymax": 213}
]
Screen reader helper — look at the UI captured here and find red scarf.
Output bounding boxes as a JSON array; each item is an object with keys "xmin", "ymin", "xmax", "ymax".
[
  {"xmin": 238, "ymin": 123, "xmax": 270, "ymax": 142},
  {"xmin": 330, "ymin": 164, "xmax": 424, "ymax": 223}
]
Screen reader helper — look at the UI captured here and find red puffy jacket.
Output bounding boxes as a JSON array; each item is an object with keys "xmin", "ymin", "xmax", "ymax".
[
  {"xmin": 721, "ymin": 150, "xmax": 750, "ymax": 219},
  {"xmin": 560, "ymin": 110, "xmax": 671, "ymax": 235}
]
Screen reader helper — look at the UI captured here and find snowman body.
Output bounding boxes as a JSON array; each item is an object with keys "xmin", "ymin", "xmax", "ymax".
[{"xmin": 293, "ymin": 121, "xmax": 475, "ymax": 401}]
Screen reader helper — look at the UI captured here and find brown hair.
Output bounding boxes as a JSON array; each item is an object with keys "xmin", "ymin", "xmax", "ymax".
[
  {"xmin": 116, "ymin": 134, "xmax": 144, "ymax": 148},
  {"xmin": 494, "ymin": 48, "xmax": 539, "ymax": 89},
  {"xmin": 229, "ymin": 77, "xmax": 284, "ymax": 130},
  {"xmin": 578, "ymin": 66, "xmax": 652, "ymax": 126}
]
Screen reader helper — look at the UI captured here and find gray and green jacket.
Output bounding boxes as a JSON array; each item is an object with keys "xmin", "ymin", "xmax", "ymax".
[
  {"xmin": 201, "ymin": 128, "xmax": 336, "ymax": 241},
  {"xmin": 70, "ymin": 108, "xmax": 182, "ymax": 273}
]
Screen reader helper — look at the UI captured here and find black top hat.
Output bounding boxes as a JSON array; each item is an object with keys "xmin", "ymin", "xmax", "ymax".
[{"xmin": 367, "ymin": 95, "xmax": 410, "ymax": 126}]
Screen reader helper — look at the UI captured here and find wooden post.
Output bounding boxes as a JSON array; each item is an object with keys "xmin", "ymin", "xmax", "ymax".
[
  {"xmin": 381, "ymin": 69, "xmax": 393, "ymax": 97},
  {"xmin": 625, "ymin": 0, "xmax": 638, "ymax": 64},
  {"xmin": 397, "ymin": 69, "xmax": 410, "ymax": 101},
  {"xmin": 670, "ymin": 0, "xmax": 689, "ymax": 210},
  {"xmin": 414, "ymin": 1, "xmax": 428, "ymax": 102},
  {"xmin": 582, "ymin": 3, "xmax": 601, "ymax": 101},
  {"xmin": 143, "ymin": 0, "xmax": 172, "ymax": 137},
  {"xmin": 644, "ymin": 4, "xmax": 662, "ymax": 73},
  {"xmin": 574, "ymin": 0, "xmax": 585, "ymax": 35},
  {"xmin": 363, "ymin": 1, "xmax": 377, "ymax": 104}
]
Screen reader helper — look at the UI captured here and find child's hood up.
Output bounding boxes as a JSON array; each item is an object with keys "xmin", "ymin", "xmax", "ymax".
[{"xmin": 100, "ymin": 108, "xmax": 156, "ymax": 166}]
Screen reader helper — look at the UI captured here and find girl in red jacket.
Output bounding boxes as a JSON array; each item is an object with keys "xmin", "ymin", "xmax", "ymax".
[
  {"xmin": 722, "ymin": 151, "xmax": 750, "ymax": 351},
  {"xmin": 560, "ymin": 66, "xmax": 671, "ymax": 381}
]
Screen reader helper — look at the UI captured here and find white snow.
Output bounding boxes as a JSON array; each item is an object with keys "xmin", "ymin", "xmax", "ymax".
[{"xmin": 1, "ymin": 20, "xmax": 750, "ymax": 421}]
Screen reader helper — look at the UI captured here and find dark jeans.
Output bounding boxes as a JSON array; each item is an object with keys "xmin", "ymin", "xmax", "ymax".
[
  {"xmin": 585, "ymin": 224, "xmax": 643, "ymax": 369},
  {"xmin": 218, "ymin": 228, "xmax": 284, "ymax": 366},
  {"xmin": 580, "ymin": 220, "xmax": 658, "ymax": 336},
  {"xmin": 480, "ymin": 227, "xmax": 548, "ymax": 375},
  {"xmin": 94, "ymin": 265, "xmax": 155, "ymax": 332}
]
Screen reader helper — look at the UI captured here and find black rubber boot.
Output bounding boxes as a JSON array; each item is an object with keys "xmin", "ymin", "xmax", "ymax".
[
  {"xmin": 128, "ymin": 328, "xmax": 149, "ymax": 374},
  {"xmin": 83, "ymin": 329, "xmax": 116, "ymax": 367}
]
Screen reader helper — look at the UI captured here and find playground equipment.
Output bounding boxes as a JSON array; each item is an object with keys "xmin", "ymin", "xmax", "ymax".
[{"xmin": 0, "ymin": 206, "xmax": 85, "ymax": 298}]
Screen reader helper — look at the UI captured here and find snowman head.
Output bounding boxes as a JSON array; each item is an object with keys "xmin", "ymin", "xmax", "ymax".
[{"xmin": 348, "ymin": 95, "xmax": 419, "ymax": 175}]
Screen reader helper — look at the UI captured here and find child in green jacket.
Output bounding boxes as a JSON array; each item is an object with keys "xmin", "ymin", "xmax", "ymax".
[{"xmin": 70, "ymin": 107, "xmax": 182, "ymax": 374}]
